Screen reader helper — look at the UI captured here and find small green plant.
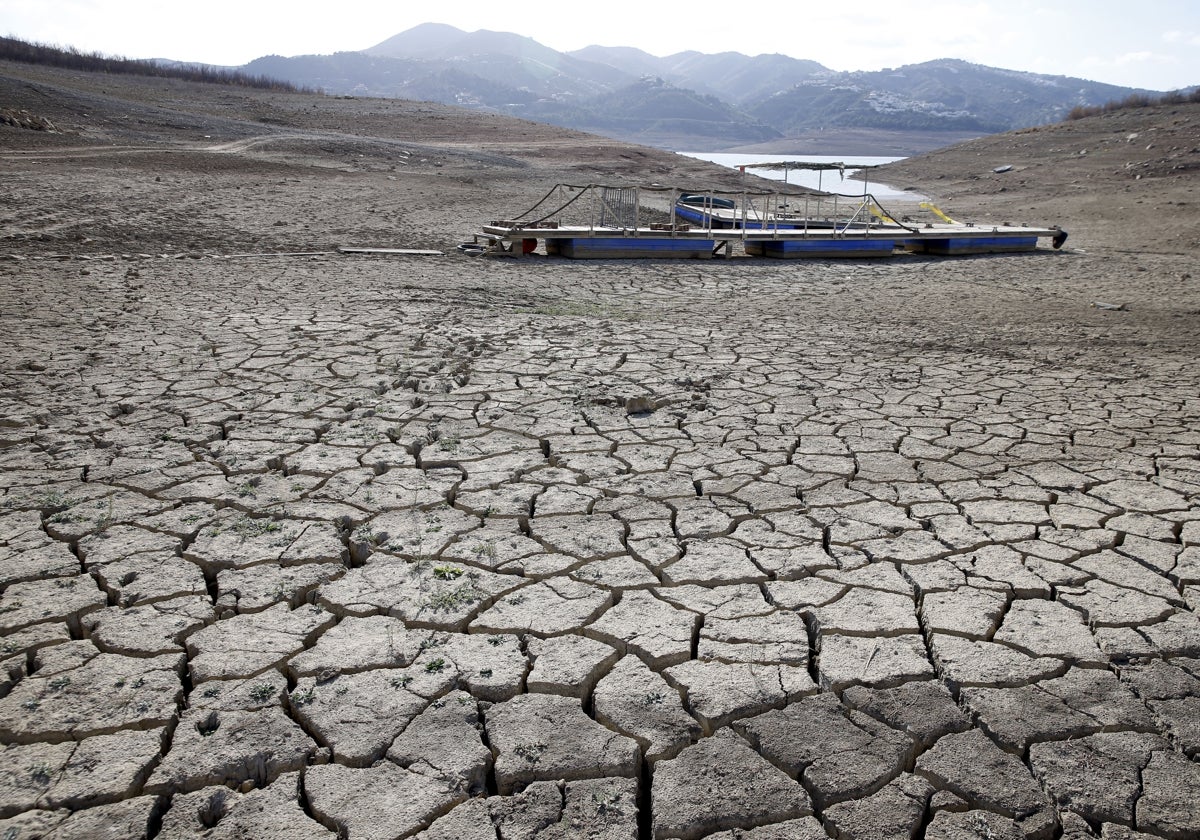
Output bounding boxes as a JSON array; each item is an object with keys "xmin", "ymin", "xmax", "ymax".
[
  {"xmin": 94, "ymin": 496, "xmax": 117, "ymax": 529},
  {"xmin": 643, "ymin": 692, "xmax": 665, "ymax": 705},
  {"xmin": 232, "ymin": 517, "xmax": 283, "ymax": 540},
  {"xmin": 487, "ymin": 636, "xmax": 505, "ymax": 647},
  {"xmin": 593, "ymin": 789, "xmax": 625, "ymax": 816},
  {"xmin": 425, "ymin": 582, "xmax": 482, "ymax": 612},
  {"xmin": 36, "ymin": 490, "xmax": 68, "ymax": 509},
  {"xmin": 48, "ymin": 676, "xmax": 71, "ymax": 692},
  {"xmin": 248, "ymin": 683, "xmax": 275, "ymax": 702},
  {"xmin": 201, "ymin": 685, "xmax": 220, "ymax": 697},
  {"xmin": 424, "ymin": 658, "xmax": 446, "ymax": 673},
  {"xmin": 352, "ymin": 525, "xmax": 379, "ymax": 544},
  {"xmin": 432, "ymin": 565, "xmax": 463, "ymax": 581},
  {"xmin": 391, "ymin": 675, "xmax": 413, "ymax": 689},
  {"xmin": 334, "ymin": 685, "xmax": 349, "ymax": 696},
  {"xmin": 513, "ymin": 742, "xmax": 547, "ymax": 764},
  {"xmin": 478, "ymin": 668, "xmax": 493, "ymax": 678},
  {"xmin": 292, "ymin": 687, "xmax": 316, "ymax": 706},
  {"xmin": 130, "ymin": 677, "xmax": 145, "ymax": 689}
]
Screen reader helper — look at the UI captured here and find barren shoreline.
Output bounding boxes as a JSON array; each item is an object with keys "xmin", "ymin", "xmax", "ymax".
[{"xmin": 2, "ymin": 60, "xmax": 1199, "ymax": 840}]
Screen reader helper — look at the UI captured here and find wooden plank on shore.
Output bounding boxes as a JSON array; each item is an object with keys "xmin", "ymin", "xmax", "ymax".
[
  {"xmin": 223, "ymin": 252, "xmax": 334, "ymax": 258},
  {"xmin": 338, "ymin": 247, "xmax": 445, "ymax": 256}
]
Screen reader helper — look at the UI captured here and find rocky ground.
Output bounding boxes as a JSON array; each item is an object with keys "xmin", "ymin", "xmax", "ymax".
[{"xmin": 1, "ymin": 61, "xmax": 1199, "ymax": 839}]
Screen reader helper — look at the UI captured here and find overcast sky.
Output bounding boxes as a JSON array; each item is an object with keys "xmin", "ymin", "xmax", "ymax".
[{"xmin": 4, "ymin": 0, "xmax": 1198, "ymax": 91}]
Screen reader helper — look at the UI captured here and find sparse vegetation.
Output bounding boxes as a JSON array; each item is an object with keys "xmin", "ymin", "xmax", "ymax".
[
  {"xmin": 513, "ymin": 742, "xmax": 547, "ymax": 764},
  {"xmin": 34, "ymin": 490, "xmax": 68, "ymax": 510},
  {"xmin": 0, "ymin": 36, "xmax": 318, "ymax": 94},
  {"xmin": 248, "ymin": 683, "xmax": 276, "ymax": 702},
  {"xmin": 1067, "ymin": 89, "xmax": 1200, "ymax": 120},
  {"xmin": 229, "ymin": 517, "xmax": 284, "ymax": 540},
  {"xmin": 425, "ymin": 581, "xmax": 483, "ymax": 612}
]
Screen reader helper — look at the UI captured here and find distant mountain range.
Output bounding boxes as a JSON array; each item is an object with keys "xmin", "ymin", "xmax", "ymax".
[{"xmin": 238, "ymin": 23, "xmax": 1158, "ymax": 153}]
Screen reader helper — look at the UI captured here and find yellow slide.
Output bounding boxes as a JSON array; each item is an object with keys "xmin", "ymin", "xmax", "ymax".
[
  {"xmin": 919, "ymin": 202, "xmax": 958, "ymax": 224},
  {"xmin": 869, "ymin": 205, "xmax": 899, "ymax": 225}
]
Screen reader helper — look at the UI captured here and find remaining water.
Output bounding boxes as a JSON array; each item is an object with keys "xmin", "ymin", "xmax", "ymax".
[{"xmin": 679, "ymin": 152, "xmax": 922, "ymax": 201}]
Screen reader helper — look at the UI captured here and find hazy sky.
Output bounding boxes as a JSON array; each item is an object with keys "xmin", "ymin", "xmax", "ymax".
[{"xmin": 4, "ymin": 0, "xmax": 1199, "ymax": 90}]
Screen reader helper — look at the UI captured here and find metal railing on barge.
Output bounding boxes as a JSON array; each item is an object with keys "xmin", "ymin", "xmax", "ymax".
[{"xmin": 463, "ymin": 183, "xmax": 1065, "ymax": 260}]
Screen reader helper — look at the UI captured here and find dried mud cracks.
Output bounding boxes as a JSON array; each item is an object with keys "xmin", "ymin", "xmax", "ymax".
[{"xmin": 1, "ymin": 255, "xmax": 1199, "ymax": 840}]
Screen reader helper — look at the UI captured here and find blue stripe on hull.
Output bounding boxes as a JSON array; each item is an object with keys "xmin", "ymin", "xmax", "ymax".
[
  {"xmin": 675, "ymin": 204, "xmax": 803, "ymax": 231},
  {"xmin": 551, "ymin": 237, "xmax": 715, "ymax": 259},
  {"xmin": 907, "ymin": 236, "xmax": 1038, "ymax": 255},
  {"xmin": 674, "ymin": 205, "xmax": 736, "ymax": 228},
  {"xmin": 745, "ymin": 238, "xmax": 896, "ymax": 259}
]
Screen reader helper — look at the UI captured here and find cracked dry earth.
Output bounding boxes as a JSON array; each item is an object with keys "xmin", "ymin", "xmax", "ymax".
[{"xmin": 3, "ymin": 225, "xmax": 1200, "ymax": 836}]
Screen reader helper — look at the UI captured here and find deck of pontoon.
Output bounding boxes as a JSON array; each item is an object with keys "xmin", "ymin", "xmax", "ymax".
[
  {"xmin": 471, "ymin": 183, "xmax": 1066, "ymax": 260},
  {"xmin": 477, "ymin": 222, "xmax": 1061, "ymax": 260}
]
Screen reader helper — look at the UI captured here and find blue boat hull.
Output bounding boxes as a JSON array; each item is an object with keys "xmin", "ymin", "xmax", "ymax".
[
  {"xmin": 676, "ymin": 203, "xmax": 806, "ymax": 231},
  {"xmin": 905, "ymin": 236, "xmax": 1039, "ymax": 255},
  {"xmin": 744, "ymin": 238, "xmax": 896, "ymax": 259},
  {"xmin": 675, "ymin": 202, "xmax": 862, "ymax": 232},
  {"xmin": 674, "ymin": 203, "xmax": 738, "ymax": 229},
  {"xmin": 547, "ymin": 237, "xmax": 715, "ymax": 259}
]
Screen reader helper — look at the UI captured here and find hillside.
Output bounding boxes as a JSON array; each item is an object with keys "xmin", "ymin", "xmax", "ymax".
[
  {"xmin": 872, "ymin": 100, "xmax": 1200, "ymax": 254},
  {"xmin": 0, "ymin": 58, "xmax": 758, "ymax": 255},
  {"xmin": 231, "ymin": 24, "xmax": 1168, "ymax": 153},
  {"xmin": 2, "ymin": 54, "xmax": 1195, "ymax": 258}
]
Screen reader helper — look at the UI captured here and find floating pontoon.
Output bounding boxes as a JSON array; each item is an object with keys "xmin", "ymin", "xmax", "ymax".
[{"xmin": 468, "ymin": 182, "xmax": 1066, "ymax": 260}]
